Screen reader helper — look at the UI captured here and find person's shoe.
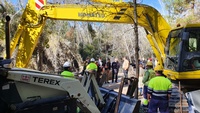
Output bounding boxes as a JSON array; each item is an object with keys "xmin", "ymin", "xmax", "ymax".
[{"xmin": 115, "ymin": 81, "xmax": 118, "ymax": 83}]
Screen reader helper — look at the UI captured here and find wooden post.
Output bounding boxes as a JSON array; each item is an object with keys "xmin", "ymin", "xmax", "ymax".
[{"xmin": 114, "ymin": 77, "xmax": 125, "ymax": 113}]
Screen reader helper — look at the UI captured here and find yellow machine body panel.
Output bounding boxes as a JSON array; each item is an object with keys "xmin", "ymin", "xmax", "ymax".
[
  {"xmin": 10, "ymin": 0, "xmax": 171, "ymax": 68},
  {"xmin": 164, "ymin": 70, "xmax": 200, "ymax": 80}
]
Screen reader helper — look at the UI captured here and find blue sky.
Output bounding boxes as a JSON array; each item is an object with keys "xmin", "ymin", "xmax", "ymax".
[
  {"xmin": 142, "ymin": 0, "xmax": 166, "ymax": 15},
  {"xmin": 10, "ymin": 0, "xmax": 166, "ymax": 15},
  {"xmin": 123, "ymin": 0, "xmax": 165, "ymax": 15}
]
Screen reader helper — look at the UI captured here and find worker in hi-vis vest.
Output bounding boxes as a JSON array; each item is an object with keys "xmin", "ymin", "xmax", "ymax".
[
  {"xmin": 61, "ymin": 61, "xmax": 74, "ymax": 78},
  {"xmin": 147, "ymin": 64, "xmax": 172, "ymax": 113},
  {"xmin": 142, "ymin": 61, "xmax": 156, "ymax": 106},
  {"xmin": 86, "ymin": 58, "xmax": 97, "ymax": 72}
]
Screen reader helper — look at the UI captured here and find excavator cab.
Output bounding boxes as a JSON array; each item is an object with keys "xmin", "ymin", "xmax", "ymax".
[
  {"xmin": 164, "ymin": 25, "xmax": 200, "ymax": 88},
  {"xmin": 165, "ymin": 25, "xmax": 200, "ymax": 72}
]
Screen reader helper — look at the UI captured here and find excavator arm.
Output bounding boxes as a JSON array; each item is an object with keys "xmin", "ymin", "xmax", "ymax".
[
  {"xmin": 10, "ymin": 0, "xmax": 46, "ymax": 68},
  {"xmin": 10, "ymin": 0, "xmax": 171, "ymax": 68}
]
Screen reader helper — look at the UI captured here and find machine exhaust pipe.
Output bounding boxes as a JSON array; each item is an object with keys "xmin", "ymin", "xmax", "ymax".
[{"xmin": 5, "ymin": 15, "xmax": 11, "ymax": 59}]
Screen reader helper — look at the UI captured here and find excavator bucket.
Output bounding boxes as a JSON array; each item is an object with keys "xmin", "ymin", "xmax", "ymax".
[
  {"xmin": 100, "ymin": 87, "xmax": 141, "ymax": 113},
  {"xmin": 81, "ymin": 72, "xmax": 141, "ymax": 113}
]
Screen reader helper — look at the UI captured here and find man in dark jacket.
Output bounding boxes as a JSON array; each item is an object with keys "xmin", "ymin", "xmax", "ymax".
[{"xmin": 111, "ymin": 58, "xmax": 120, "ymax": 83}]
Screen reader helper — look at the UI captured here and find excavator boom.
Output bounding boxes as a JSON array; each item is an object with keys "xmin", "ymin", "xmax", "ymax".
[{"xmin": 10, "ymin": 0, "xmax": 170, "ymax": 68}]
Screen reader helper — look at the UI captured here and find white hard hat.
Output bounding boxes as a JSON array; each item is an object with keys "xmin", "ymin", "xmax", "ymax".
[
  {"xmin": 90, "ymin": 58, "xmax": 95, "ymax": 62},
  {"xmin": 63, "ymin": 61, "xmax": 71, "ymax": 67}
]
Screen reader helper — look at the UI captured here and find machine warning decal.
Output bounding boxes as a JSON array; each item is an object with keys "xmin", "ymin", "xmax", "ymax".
[
  {"xmin": 33, "ymin": 77, "xmax": 60, "ymax": 86},
  {"xmin": 21, "ymin": 75, "xmax": 31, "ymax": 82}
]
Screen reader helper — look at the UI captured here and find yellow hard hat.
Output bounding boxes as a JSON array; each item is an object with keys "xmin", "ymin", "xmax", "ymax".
[
  {"xmin": 154, "ymin": 64, "xmax": 163, "ymax": 71},
  {"xmin": 146, "ymin": 61, "xmax": 153, "ymax": 66}
]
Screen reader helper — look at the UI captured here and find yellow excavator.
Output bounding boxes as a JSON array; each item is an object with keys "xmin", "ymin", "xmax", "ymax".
[
  {"xmin": 10, "ymin": 0, "xmax": 200, "ymax": 89},
  {"xmin": 10, "ymin": 0, "xmax": 170, "ymax": 68},
  {"xmin": 1, "ymin": 0, "xmax": 200, "ymax": 112}
]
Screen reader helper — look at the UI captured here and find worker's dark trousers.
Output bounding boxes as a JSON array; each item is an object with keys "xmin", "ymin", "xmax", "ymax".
[
  {"xmin": 148, "ymin": 98, "xmax": 169, "ymax": 113},
  {"xmin": 112, "ymin": 69, "xmax": 118, "ymax": 82},
  {"xmin": 143, "ymin": 85, "xmax": 148, "ymax": 99}
]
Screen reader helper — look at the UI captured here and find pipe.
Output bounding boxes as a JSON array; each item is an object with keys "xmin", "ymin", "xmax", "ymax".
[{"xmin": 5, "ymin": 15, "xmax": 11, "ymax": 59}]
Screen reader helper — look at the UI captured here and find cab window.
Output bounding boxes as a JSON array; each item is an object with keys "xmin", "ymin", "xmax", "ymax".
[
  {"xmin": 184, "ymin": 28, "xmax": 200, "ymax": 52},
  {"xmin": 186, "ymin": 37, "xmax": 200, "ymax": 52},
  {"xmin": 165, "ymin": 29, "xmax": 182, "ymax": 71}
]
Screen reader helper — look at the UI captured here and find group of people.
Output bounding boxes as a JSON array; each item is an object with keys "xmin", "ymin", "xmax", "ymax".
[
  {"xmin": 60, "ymin": 58, "xmax": 98, "ymax": 78},
  {"xmin": 60, "ymin": 57, "xmax": 172, "ymax": 113},
  {"xmin": 94, "ymin": 57, "xmax": 121, "ymax": 85},
  {"xmin": 99, "ymin": 58, "xmax": 121, "ymax": 84},
  {"xmin": 60, "ymin": 57, "xmax": 121, "ymax": 85},
  {"xmin": 142, "ymin": 61, "xmax": 172, "ymax": 113}
]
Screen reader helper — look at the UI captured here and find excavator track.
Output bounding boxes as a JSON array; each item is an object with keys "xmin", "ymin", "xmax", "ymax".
[{"xmin": 169, "ymin": 84, "xmax": 189, "ymax": 113}]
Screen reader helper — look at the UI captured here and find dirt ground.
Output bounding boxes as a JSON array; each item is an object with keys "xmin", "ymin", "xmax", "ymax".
[{"xmin": 102, "ymin": 71, "xmax": 143, "ymax": 99}]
